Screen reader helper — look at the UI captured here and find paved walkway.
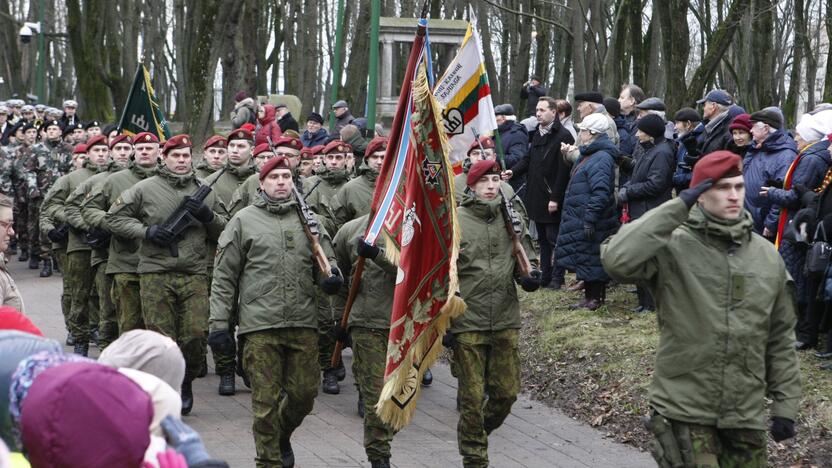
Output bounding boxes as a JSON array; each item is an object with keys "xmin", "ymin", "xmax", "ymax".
[{"xmin": 13, "ymin": 260, "xmax": 653, "ymax": 467}]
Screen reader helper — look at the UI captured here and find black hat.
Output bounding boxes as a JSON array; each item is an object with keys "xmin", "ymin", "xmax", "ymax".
[
  {"xmin": 494, "ymin": 104, "xmax": 516, "ymax": 116},
  {"xmin": 307, "ymin": 112, "xmax": 324, "ymax": 124},
  {"xmin": 574, "ymin": 91, "xmax": 603, "ymax": 104},
  {"xmin": 602, "ymin": 97, "xmax": 621, "ymax": 117},
  {"xmin": 84, "ymin": 120, "xmax": 101, "ymax": 130},
  {"xmin": 63, "ymin": 122, "xmax": 83, "ymax": 137},
  {"xmin": 20, "ymin": 122, "xmax": 37, "ymax": 133},
  {"xmin": 530, "ymin": 75, "xmax": 542, "ymax": 82},
  {"xmin": 673, "ymin": 107, "xmax": 702, "ymax": 122},
  {"xmin": 750, "ymin": 108, "xmax": 784, "ymax": 130},
  {"xmin": 636, "ymin": 97, "xmax": 666, "ymax": 111},
  {"xmin": 637, "ymin": 114, "xmax": 666, "ymax": 139}
]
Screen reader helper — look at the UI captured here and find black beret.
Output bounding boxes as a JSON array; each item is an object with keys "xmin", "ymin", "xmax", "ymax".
[{"xmin": 602, "ymin": 97, "xmax": 621, "ymax": 117}]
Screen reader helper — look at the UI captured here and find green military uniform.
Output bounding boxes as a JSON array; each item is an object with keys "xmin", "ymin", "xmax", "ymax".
[
  {"xmin": 25, "ymin": 139, "xmax": 73, "ymax": 261},
  {"xmin": 69, "ymin": 163, "xmax": 127, "ymax": 348},
  {"xmin": 450, "ymin": 194, "xmax": 538, "ymax": 468},
  {"xmin": 227, "ymin": 173, "xmax": 260, "ymax": 217},
  {"xmin": 209, "ymin": 193, "xmax": 336, "ymax": 467},
  {"xmin": 601, "ymin": 198, "xmax": 801, "ymax": 467},
  {"xmin": 53, "ymin": 162, "xmax": 107, "ymax": 347},
  {"xmin": 453, "ymin": 172, "xmax": 528, "ymax": 224},
  {"xmin": 106, "ymin": 165, "xmax": 227, "ymax": 384},
  {"xmin": 195, "ymin": 159, "xmax": 220, "ymax": 180},
  {"xmin": 204, "ymin": 162, "xmax": 256, "ymax": 377},
  {"xmin": 329, "ymin": 165, "xmax": 377, "ymax": 229},
  {"xmin": 333, "ymin": 214, "xmax": 397, "ymax": 463},
  {"xmin": 82, "ymin": 162, "xmax": 157, "ymax": 333},
  {"xmin": 39, "ymin": 178, "xmax": 71, "ymax": 331},
  {"xmin": 11, "ymin": 144, "xmax": 33, "ymax": 256},
  {"xmin": 0, "ymin": 146, "xmax": 16, "ymax": 197}
]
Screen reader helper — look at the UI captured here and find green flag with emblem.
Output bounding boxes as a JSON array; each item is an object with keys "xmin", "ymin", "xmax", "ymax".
[{"xmin": 117, "ymin": 64, "xmax": 171, "ymax": 141}]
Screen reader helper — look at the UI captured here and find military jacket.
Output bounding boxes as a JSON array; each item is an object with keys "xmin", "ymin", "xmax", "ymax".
[
  {"xmin": 27, "ymin": 139, "xmax": 72, "ymax": 198},
  {"xmin": 330, "ymin": 166, "xmax": 376, "ymax": 229},
  {"xmin": 453, "ymin": 172, "xmax": 529, "ymax": 224},
  {"xmin": 53, "ymin": 164, "xmax": 106, "ymax": 254},
  {"xmin": 204, "ymin": 162, "xmax": 256, "ymax": 206},
  {"xmin": 194, "ymin": 160, "xmax": 220, "ymax": 180},
  {"xmin": 39, "ymin": 174, "xmax": 70, "ymax": 248},
  {"xmin": 0, "ymin": 147, "xmax": 16, "ymax": 196}
]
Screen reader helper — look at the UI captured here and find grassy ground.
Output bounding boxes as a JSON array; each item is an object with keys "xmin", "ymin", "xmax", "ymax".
[{"xmin": 518, "ymin": 280, "xmax": 832, "ymax": 466}]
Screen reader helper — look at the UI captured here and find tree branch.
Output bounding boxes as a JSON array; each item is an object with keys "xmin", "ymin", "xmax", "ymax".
[{"xmin": 480, "ymin": 0, "xmax": 573, "ymax": 37}]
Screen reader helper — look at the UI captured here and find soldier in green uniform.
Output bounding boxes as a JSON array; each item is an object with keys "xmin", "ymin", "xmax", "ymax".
[
  {"xmin": 27, "ymin": 119, "xmax": 73, "ymax": 275},
  {"xmin": 330, "ymin": 138, "xmax": 384, "ymax": 229},
  {"xmin": 106, "ymin": 134, "xmax": 227, "ymax": 414},
  {"xmin": 68, "ymin": 134, "xmax": 133, "ymax": 348},
  {"xmin": 227, "ymin": 142, "xmax": 277, "ymax": 217},
  {"xmin": 297, "ymin": 146, "xmax": 316, "ymax": 179},
  {"xmin": 205, "ymin": 127, "xmax": 257, "ymax": 396},
  {"xmin": 196, "ymin": 135, "xmax": 227, "ymax": 179},
  {"xmin": 208, "ymin": 155, "xmax": 342, "ymax": 468},
  {"xmin": 333, "ymin": 213, "xmax": 398, "ymax": 468},
  {"xmin": 601, "ymin": 151, "xmax": 801, "ymax": 467},
  {"xmin": 48, "ymin": 135, "xmax": 111, "ymax": 355},
  {"xmin": 40, "ymin": 143, "xmax": 87, "ymax": 345},
  {"xmin": 82, "ymin": 132, "xmax": 159, "ymax": 335},
  {"xmin": 11, "ymin": 123, "xmax": 37, "ymax": 263},
  {"xmin": 449, "ymin": 160, "xmax": 541, "ymax": 468}
]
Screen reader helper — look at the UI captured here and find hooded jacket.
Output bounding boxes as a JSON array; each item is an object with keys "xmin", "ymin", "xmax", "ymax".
[
  {"xmin": 743, "ymin": 130, "xmax": 798, "ymax": 234},
  {"xmin": 601, "ymin": 198, "xmax": 800, "ymax": 430},
  {"xmin": 255, "ymin": 104, "xmax": 283, "ymax": 146},
  {"xmin": 230, "ymin": 97, "xmax": 257, "ymax": 129}
]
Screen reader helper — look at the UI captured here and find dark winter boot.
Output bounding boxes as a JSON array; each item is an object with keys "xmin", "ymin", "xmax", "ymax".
[
  {"xmin": 181, "ymin": 381, "xmax": 194, "ymax": 415},
  {"xmin": 280, "ymin": 437, "xmax": 295, "ymax": 468},
  {"xmin": 89, "ymin": 327, "xmax": 100, "ymax": 347},
  {"xmin": 39, "ymin": 260, "xmax": 52, "ymax": 277},
  {"xmin": 197, "ymin": 352, "xmax": 207, "ymax": 378},
  {"xmin": 322, "ymin": 369, "xmax": 340, "ymax": 394},
  {"xmin": 370, "ymin": 458, "xmax": 391, "ymax": 468},
  {"xmin": 218, "ymin": 374, "xmax": 236, "ymax": 396},
  {"xmin": 421, "ymin": 368, "xmax": 433, "ymax": 386},
  {"xmin": 584, "ymin": 282, "xmax": 605, "ymax": 311},
  {"xmin": 334, "ymin": 360, "xmax": 346, "ymax": 381},
  {"xmin": 28, "ymin": 256, "xmax": 39, "ymax": 270},
  {"xmin": 73, "ymin": 341, "xmax": 89, "ymax": 357}
]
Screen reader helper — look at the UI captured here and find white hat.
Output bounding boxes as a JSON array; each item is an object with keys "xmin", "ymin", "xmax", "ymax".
[
  {"xmin": 577, "ymin": 113, "xmax": 609, "ymax": 134},
  {"xmin": 795, "ymin": 110, "xmax": 832, "ymax": 142},
  {"xmin": 63, "ymin": 99, "xmax": 78, "ymax": 108}
]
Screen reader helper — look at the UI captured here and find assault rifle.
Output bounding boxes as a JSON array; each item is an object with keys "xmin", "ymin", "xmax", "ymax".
[{"xmin": 160, "ymin": 166, "xmax": 226, "ymax": 257}]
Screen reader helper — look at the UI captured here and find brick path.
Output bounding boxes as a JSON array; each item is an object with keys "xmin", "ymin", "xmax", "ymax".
[{"xmin": 13, "ymin": 260, "xmax": 653, "ymax": 467}]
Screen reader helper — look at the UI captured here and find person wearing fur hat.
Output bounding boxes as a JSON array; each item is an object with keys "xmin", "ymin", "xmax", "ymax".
[
  {"xmin": 617, "ymin": 114, "xmax": 676, "ymax": 312},
  {"xmin": 209, "ymin": 155, "xmax": 342, "ymax": 467},
  {"xmin": 602, "ymin": 151, "xmax": 801, "ymax": 467}
]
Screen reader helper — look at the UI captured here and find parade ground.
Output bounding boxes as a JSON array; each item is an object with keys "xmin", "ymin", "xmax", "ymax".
[{"xmin": 14, "ymin": 260, "xmax": 653, "ymax": 467}]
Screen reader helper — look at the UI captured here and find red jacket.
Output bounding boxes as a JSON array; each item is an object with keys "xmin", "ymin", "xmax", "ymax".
[{"xmin": 255, "ymin": 104, "xmax": 283, "ymax": 146}]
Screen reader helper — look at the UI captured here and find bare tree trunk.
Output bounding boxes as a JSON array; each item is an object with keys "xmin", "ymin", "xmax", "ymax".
[
  {"xmin": 822, "ymin": 0, "xmax": 832, "ymax": 102},
  {"xmin": 0, "ymin": 0, "xmax": 26, "ymax": 98},
  {"xmin": 570, "ymin": 0, "xmax": 587, "ymax": 92},
  {"xmin": 784, "ymin": 0, "xmax": 804, "ymax": 125},
  {"xmin": 656, "ymin": 0, "xmax": 690, "ymax": 113}
]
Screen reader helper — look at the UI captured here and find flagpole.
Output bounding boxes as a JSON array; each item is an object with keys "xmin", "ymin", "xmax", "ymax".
[
  {"xmin": 117, "ymin": 63, "xmax": 143, "ymax": 134},
  {"xmin": 366, "ymin": 0, "xmax": 380, "ymax": 138}
]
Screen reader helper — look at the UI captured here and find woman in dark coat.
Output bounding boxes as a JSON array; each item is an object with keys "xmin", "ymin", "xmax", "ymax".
[
  {"xmin": 618, "ymin": 114, "xmax": 675, "ymax": 312},
  {"xmin": 556, "ymin": 114, "xmax": 619, "ymax": 310}
]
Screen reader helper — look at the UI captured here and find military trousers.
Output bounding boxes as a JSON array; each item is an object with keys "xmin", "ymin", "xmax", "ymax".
[
  {"xmin": 318, "ymin": 287, "xmax": 338, "ymax": 372},
  {"xmin": 25, "ymin": 198, "xmax": 47, "ymax": 259},
  {"xmin": 65, "ymin": 250, "xmax": 98, "ymax": 342},
  {"xmin": 93, "ymin": 263, "xmax": 117, "ymax": 348},
  {"xmin": 453, "ymin": 329, "xmax": 520, "ymax": 468},
  {"xmin": 13, "ymin": 195, "xmax": 27, "ymax": 248},
  {"xmin": 243, "ymin": 327, "xmax": 318, "ymax": 468},
  {"xmin": 350, "ymin": 327, "xmax": 396, "ymax": 461},
  {"xmin": 647, "ymin": 411, "xmax": 767, "ymax": 468},
  {"xmin": 112, "ymin": 272, "xmax": 144, "ymax": 332},
  {"xmin": 54, "ymin": 247, "xmax": 70, "ymax": 330},
  {"xmin": 139, "ymin": 272, "xmax": 208, "ymax": 383}
]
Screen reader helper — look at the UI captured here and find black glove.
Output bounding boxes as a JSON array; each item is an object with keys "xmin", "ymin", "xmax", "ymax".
[
  {"xmin": 332, "ymin": 322, "xmax": 349, "ymax": 342},
  {"xmin": 770, "ymin": 417, "xmax": 795, "ymax": 442},
  {"xmin": 519, "ymin": 269, "xmax": 542, "ymax": 292},
  {"xmin": 793, "ymin": 208, "xmax": 815, "ymax": 234},
  {"xmin": 47, "ymin": 223, "xmax": 70, "ymax": 243},
  {"xmin": 678, "ymin": 178, "xmax": 714, "ymax": 208},
  {"xmin": 583, "ymin": 223, "xmax": 595, "ymax": 241},
  {"xmin": 160, "ymin": 415, "xmax": 229, "ymax": 467},
  {"xmin": 682, "ymin": 136, "xmax": 701, "ymax": 158},
  {"xmin": 356, "ymin": 237, "xmax": 380, "ymax": 259},
  {"xmin": 207, "ymin": 330, "xmax": 234, "ymax": 356},
  {"xmin": 442, "ymin": 332, "xmax": 457, "ymax": 348},
  {"xmin": 320, "ymin": 267, "xmax": 343, "ymax": 295},
  {"xmin": 184, "ymin": 196, "xmax": 214, "ymax": 223},
  {"xmin": 146, "ymin": 225, "xmax": 176, "ymax": 246},
  {"xmin": 84, "ymin": 228, "xmax": 110, "ymax": 248}
]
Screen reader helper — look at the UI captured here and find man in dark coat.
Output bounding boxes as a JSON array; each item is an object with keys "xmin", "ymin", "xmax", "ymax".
[
  {"xmin": 301, "ymin": 112, "xmax": 331, "ymax": 148},
  {"xmin": 519, "ymin": 76, "xmax": 547, "ymax": 118},
  {"xmin": 494, "ymin": 104, "xmax": 529, "ymax": 195},
  {"xmin": 510, "ymin": 96, "xmax": 574, "ymax": 289},
  {"xmin": 275, "ymin": 104, "xmax": 300, "ymax": 134},
  {"xmin": 696, "ymin": 89, "xmax": 735, "ymax": 156}
]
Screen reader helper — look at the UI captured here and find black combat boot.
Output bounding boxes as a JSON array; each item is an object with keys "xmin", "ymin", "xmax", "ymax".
[
  {"xmin": 218, "ymin": 374, "xmax": 236, "ymax": 396},
  {"xmin": 334, "ymin": 360, "xmax": 346, "ymax": 381},
  {"xmin": 421, "ymin": 368, "xmax": 433, "ymax": 386},
  {"xmin": 73, "ymin": 341, "xmax": 88, "ymax": 357},
  {"xmin": 89, "ymin": 327, "xmax": 100, "ymax": 347},
  {"xmin": 40, "ymin": 260, "xmax": 52, "ymax": 277},
  {"xmin": 322, "ymin": 369, "xmax": 340, "ymax": 394},
  {"xmin": 279, "ymin": 437, "xmax": 295, "ymax": 468},
  {"xmin": 357, "ymin": 392, "xmax": 365, "ymax": 418},
  {"xmin": 52, "ymin": 256, "xmax": 60, "ymax": 273},
  {"xmin": 65, "ymin": 332, "xmax": 76, "ymax": 346},
  {"xmin": 181, "ymin": 381, "xmax": 194, "ymax": 415},
  {"xmin": 370, "ymin": 458, "xmax": 391, "ymax": 468},
  {"xmin": 18, "ymin": 249, "xmax": 27, "ymax": 262},
  {"xmin": 28, "ymin": 256, "xmax": 39, "ymax": 270}
]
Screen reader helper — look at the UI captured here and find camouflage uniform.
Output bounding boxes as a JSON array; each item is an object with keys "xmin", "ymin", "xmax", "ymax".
[
  {"xmin": 333, "ymin": 214, "xmax": 397, "ymax": 462},
  {"xmin": 106, "ymin": 165, "xmax": 227, "ymax": 383},
  {"xmin": 0, "ymin": 146, "xmax": 16, "ymax": 196},
  {"xmin": 209, "ymin": 193, "xmax": 336, "ymax": 466},
  {"xmin": 82, "ymin": 162, "xmax": 157, "ymax": 333},
  {"xmin": 25, "ymin": 139, "xmax": 73, "ymax": 260},
  {"xmin": 69, "ymin": 162, "xmax": 126, "ymax": 348},
  {"xmin": 40, "ymin": 176, "xmax": 72, "ymax": 331},
  {"xmin": 450, "ymin": 194, "xmax": 538, "ymax": 468},
  {"xmin": 11, "ymin": 144, "xmax": 33, "ymax": 252}
]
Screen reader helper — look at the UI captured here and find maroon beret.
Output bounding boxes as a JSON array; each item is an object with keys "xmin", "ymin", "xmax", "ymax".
[
  {"xmin": 73, "ymin": 144, "xmax": 87, "ymax": 154},
  {"xmin": 323, "ymin": 139, "xmax": 352, "ymax": 155},
  {"xmin": 108, "ymin": 134, "xmax": 133, "ymax": 149},
  {"xmin": 162, "ymin": 134, "xmax": 193, "ymax": 155},
  {"xmin": 310, "ymin": 145, "xmax": 326, "ymax": 155},
  {"xmin": 365, "ymin": 136, "xmax": 389, "ymax": 158},
  {"xmin": 203, "ymin": 135, "xmax": 227, "ymax": 150},
  {"xmin": 259, "ymin": 155, "xmax": 292, "ymax": 180},
  {"xmin": 228, "ymin": 128, "xmax": 254, "ymax": 142},
  {"xmin": 300, "ymin": 146, "xmax": 316, "ymax": 160},
  {"xmin": 467, "ymin": 136, "xmax": 495, "ymax": 155},
  {"xmin": 85, "ymin": 134, "xmax": 108, "ymax": 149},
  {"xmin": 133, "ymin": 132, "xmax": 160, "ymax": 145},
  {"xmin": 273, "ymin": 136, "xmax": 303, "ymax": 151},
  {"xmin": 253, "ymin": 142, "xmax": 273, "ymax": 157},
  {"xmin": 466, "ymin": 159, "xmax": 501, "ymax": 187},
  {"xmin": 690, "ymin": 151, "xmax": 743, "ymax": 188}
]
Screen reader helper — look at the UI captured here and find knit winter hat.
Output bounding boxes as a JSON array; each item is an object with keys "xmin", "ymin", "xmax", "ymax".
[
  {"xmin": 98, "ymin": 329, "xmax": 186, "ymax": 391},
  {"xmin": 728, "ymin": 114, "xmax": 753, "ymax": 133},
  {"xmin": 637, "ymin": 114, "xmax": 666, "ymax": 139}
]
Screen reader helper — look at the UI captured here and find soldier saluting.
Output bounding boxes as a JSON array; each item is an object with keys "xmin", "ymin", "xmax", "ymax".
[
  {"xmin": 601, "ymin": 151, "xmax": 801, "ymax": 466},
  {"xmin": 208, "ymin": 155, "xmax": 342, "ymax": 468},
  {"xmin": 106, "ymin": 134, "xmax": 228, "ymax": 415}
]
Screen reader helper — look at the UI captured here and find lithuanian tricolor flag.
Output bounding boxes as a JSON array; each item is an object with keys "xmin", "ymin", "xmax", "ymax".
[{"xmin": 434, "ymin": 13, "xmax": 497, "ymax": 173}]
